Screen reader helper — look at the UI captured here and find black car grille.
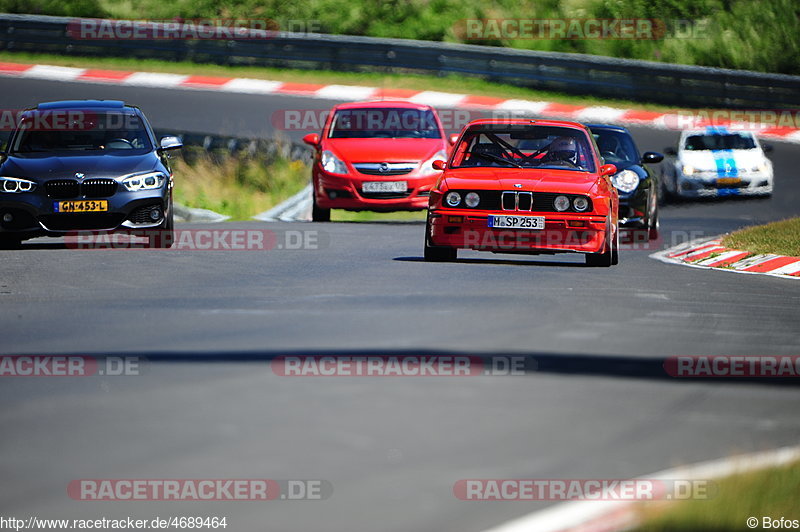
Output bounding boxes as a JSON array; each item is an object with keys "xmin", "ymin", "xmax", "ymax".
[
  {"xmin": 39, "ymin": 213, "xmax": 126, "ymax": 231},
  {"xmin": 45, "ymin": 180, "xmax": 80, "ymax": 199},
  {"xmin": 356, "ymin": 168, "xmax": 413, "ymax": 176},
  {"xmin": 83, "ymin": 179, "xmax": 118, "ymax": 198},
  {"xmin": 127, "ymin": 204, "xmax": 162, "ymax": 225},
  {"xmin": 45, "ymin": 179, "xmax": 118, "ymax": 199},
  {"xmin": 360, "ymin": 190, "xmax": 412, "ymax": 199}
]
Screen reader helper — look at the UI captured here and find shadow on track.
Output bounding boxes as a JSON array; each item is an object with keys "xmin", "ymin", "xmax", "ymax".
[{"xmin": 35, "ymin": 349, "xmax": 800, "ymax": 387}]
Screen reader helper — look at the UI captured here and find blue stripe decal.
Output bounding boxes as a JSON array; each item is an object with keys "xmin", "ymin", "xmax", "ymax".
[{"xmin": 712, "ymin": 149, "xmax": 738, "ymax": 177}]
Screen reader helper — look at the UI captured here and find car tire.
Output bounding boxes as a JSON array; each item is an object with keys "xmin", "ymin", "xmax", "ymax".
[
  {"xmin": 611, "ymin": 225, "xmax": 620, "ymax": 265},
  {"xmin": 647, "ymin": 200, "xmax": 659, "ymax": 241},
  {"xmin": 585, "ymin": 220, "xmax": 615, "ymax": 267},
  {"xmin": 424, "ymin": 220, "xmax": 456, "ymax": 262},
  {"xmin": 147, "ymin": 200, "xmax": 174, "ymax": 249},
  {"xmin": 312, "ymin": 190, "xmax": 330, "ymax": 222},
  {"xmin": 0, "ymin": 235, "xmax": 22, "ymax": 249}
]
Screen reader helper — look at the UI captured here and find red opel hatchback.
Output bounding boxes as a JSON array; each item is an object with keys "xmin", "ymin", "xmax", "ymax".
[{"xmin": 302, "ymin": 101, "xmax": 451, "ymax": 221}]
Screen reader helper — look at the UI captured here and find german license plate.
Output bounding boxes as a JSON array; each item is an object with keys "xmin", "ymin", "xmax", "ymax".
[
  {"xmin": 54, "ymin": 200, "xmax": 108, "ymax": 213},
  {"xmin": 362, "ymin": 181, "xmax": 407, "ymax": 193},
  {"xmin": 488, "ymin": 215, "xmax": 545, "ymax": 230},
  {"xmin": 716, "ymin": 178, "xmax": 742, "ymax": 186}
]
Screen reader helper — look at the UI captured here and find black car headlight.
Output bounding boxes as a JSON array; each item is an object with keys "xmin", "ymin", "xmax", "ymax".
[
  {"xmin": 611, "ymin": 170, "xmax": 640, "ymax": 193},
  {"xmin": 0, "ymin": 176, "xmax": 36, "ymax": 193},
  {"xmin": 122, "ymin": 171, "xmax": 166, "ymax": 192}
]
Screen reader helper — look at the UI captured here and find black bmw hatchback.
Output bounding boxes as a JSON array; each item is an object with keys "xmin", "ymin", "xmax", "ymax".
[
  {"xmin": 588, "ymin": 124, "xmax": 663, "ymax": 241},
  {"xmin": 0, "ymin": 100, "xmax": 181, "ymax": 248}
]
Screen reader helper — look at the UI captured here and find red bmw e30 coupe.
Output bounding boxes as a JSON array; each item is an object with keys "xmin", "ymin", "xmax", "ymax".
[
  {"xmin": 424, "ymin": 119, "xmax": 620, "ymax": 266},
  {"xmin": 303, "ymin": 100, "xmax": 451, "ymax": 221}
]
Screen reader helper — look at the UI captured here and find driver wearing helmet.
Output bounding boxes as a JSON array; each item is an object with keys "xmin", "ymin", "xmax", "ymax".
[{"xmin": 544, "ymin": 136, "xmax": 578, "ymax": 165}]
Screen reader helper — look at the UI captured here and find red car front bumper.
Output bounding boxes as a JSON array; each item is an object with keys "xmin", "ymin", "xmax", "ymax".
[
  {"xmin": 314, "ymin": 169, "xmax": 435, "ymax": 211},
  {"xmin": 428, "ymin": 210, "xmax": 609, "ymax": 254}
]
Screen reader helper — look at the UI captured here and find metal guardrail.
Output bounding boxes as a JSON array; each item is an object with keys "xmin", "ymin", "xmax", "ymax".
[{"xmin": 1, "ymin": 14, "xmax": 798, "ymax": 109}]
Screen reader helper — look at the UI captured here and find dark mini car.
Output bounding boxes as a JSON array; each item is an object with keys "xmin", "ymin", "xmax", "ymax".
[
  {"xmin": 587, "ymin": 124, "xmax": 663, "ymax": 241},
  {"xmin": 0, "ymin": 100, "xmax": 181, "ymax": 248}
]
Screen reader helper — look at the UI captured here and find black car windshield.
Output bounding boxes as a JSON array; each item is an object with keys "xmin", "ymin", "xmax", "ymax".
[
  {"xmin": 591, "ymin": 129, "xmax": 639, "ymax": 165},
  {"xmin": 328, "ymin": 107, "xmax": 442, "ymax": 139},
  {"xmin": 452, "ymin": 125, "xmax": 596, "ymax": 172},
  {"xmin": 9, "ymin": 111, "xmax": 153, "ymax": 154},
  {"xmin": 684, "ymin": 133, "xmax": 757, "ymax": 151}
]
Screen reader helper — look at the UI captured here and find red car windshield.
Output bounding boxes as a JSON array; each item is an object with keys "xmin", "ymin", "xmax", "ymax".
[
  {"xmin": 328, "ymin": 107, "xmax": 442, "ymax": 139},
  {"xmin": 452, "ymin": 126, "xmax": 596, "ymax": 172}
]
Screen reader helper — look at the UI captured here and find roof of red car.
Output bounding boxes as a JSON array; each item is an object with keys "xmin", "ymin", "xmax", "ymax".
[
  {"xmin": 333, "ymin": 100, "xmax": 433, "ymax": 110},
  {"xmin": 464, "ymin": 118, "xmax": 588, "ymax": 129}
]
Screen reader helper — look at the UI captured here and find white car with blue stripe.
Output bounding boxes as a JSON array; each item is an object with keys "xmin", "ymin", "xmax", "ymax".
[{"xmin": 661, "ymin": 127, "xmax": 773, "ymax": 199}]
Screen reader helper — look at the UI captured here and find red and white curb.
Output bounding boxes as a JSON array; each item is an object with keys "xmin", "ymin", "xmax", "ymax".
[
  {"xmin": 1, "ymin": 61, "xmax": 799, "ymax": 144},
  {"xmin": 481, "ymin": 445, "xmax": 800, "ymax": 532},
  {"xmin": 651, "ymin": 237, "xmax": 800, "ymax": 280}
]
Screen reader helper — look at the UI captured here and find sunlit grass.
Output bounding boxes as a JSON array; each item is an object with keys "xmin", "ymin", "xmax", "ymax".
[
  {"xmin": 721, "ymin": 218, "xmax": 800, "ymax": 257},
  {"xmin": 171, "ymin": 148, "xmax": 309, "ymax": 221},
  {"xmin": 632, "ymin": 459, "xmax": 800, "ymax": 531}
]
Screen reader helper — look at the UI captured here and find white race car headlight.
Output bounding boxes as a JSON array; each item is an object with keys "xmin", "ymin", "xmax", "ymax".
[
  {"xmin": 122, "ymin": 171, "xmax": 166, "ymax": 192},
  {"xmin": 464, "ymin": 192, "xmax": 480, "ymax": 208},
  {"xmin": 553, "ymin": 195, "xmax": 570, "ymax": 212},
  {"xmin": 611, "ymin": 170, "xmax": 640, "ymax": 193},
  {"xmin": 0, "ymin": 176, "xmax": 36, "ymax": 193},
  {"xmin": 445, "ymin": 191, "xmax": 461, "ymax": 207},
  {"xmin": 420, "ymin": 150, "xmax": 448, "ymax": 176},
  {"xmin": 681, "ymin": 164, "xmax": 695, "ymax": 176},
  {"xmin": 321, "ymin": 150, "xmax": 348, "ymax": 174},
  {"xmin": 573, "ymin": 196, "xmax": 590, "ymax": 212}
]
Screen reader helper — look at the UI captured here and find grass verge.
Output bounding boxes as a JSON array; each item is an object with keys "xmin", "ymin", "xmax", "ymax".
[
  {"xmin": 721, "ymin": 218, "xmax": 800, "ymax": 257},
  {"xmin": 0, "ymin": 50, "xmax": 674, "ymax": 112},
  {"xmin": 172, "ymin": 147, "xmax": 427, "ymax": 222},
  {"xmin": 171, "ymin": 147, "xmax": 308, "ymax": 221},
  {"xmin": 632, "ymin": 459, "xmax": 800, "ymax": 531}
]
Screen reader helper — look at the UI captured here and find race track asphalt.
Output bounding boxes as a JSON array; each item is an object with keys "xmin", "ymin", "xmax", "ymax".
[{"xmin": 0, "ymin": 76, "xmax": 799, "ymax": 532}]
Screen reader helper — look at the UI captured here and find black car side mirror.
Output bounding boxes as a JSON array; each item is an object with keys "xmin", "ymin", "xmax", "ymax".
[
  {"xmin": 664, "ymin": 147, "xmax": 677, "ymax": 156},
  {"xmin": 762, "ymin": 143, "xmax": 774, "ymax": 153},
  {"xmin": 642, "ymin": 151, "xmax": 664, "ymax": 164}
]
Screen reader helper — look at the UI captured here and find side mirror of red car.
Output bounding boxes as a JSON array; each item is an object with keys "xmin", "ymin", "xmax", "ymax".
[
  {"xmin": 449, "ymin": 134, "xmax": 459, "ymax": 145},
  {"xmin": 432, "ymin": 160, "xmax": 447, "ymax": 170},
  {"xmin": 303, "ymin": 133, "xmax": 320, "ymax": 146},
  {"xmin": 600, "ymin": 163, "xmax": 617, "ymax": 176}
]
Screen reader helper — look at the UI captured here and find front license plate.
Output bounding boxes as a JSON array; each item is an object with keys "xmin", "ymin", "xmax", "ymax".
[
  {"xmin": 716, "ymin": 178, "xmax": 742, "ymax": 186},
  {"xmin": 488, "ymin": 215, "xmax": 545, "ymax": 230},
  {"xmin": 362, "ymin": 181, "xmax": 407, "ymax": 193},
  {"xmin": 54, "ymin": 200, "xmax": 108, "ymax": 213}
]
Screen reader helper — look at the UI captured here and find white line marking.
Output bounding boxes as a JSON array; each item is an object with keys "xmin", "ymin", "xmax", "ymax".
[
  {"xmin": 315, "ymin": 84, "xmax": 377, "ymax": 100},
  {"xmin": 222, "ymin": 78, "xmax": 283, "ymax": 93},
  {"xmin": 22, "ymin": 65, "xmax": 85, "ymax": 81},
  {"xmin": 494, "ymin": 100, "xmax": 552, "ymax": 114},
  {"xmin": 408, "ymin": 91, "xmax": 466, "ymax": 107},
  {"xmin": 122, "ymin": 72, "xmax": 189, "ymax": 87}
]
